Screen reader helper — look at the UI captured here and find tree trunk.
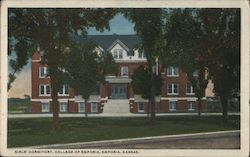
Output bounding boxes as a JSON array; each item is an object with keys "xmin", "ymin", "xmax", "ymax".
[
  {"xmin": 51, "ymin": 76, "xmax": 60, "ymax": 130},
  {"xmin": 150, "ymin": 73, "xmax": 156, "ymax": 125},
  {"xmin": 221, "ymin": 96, "xmax": 228, "ymax": 123},
  {"xmin": 197, "ymin": 98, "xmax": 202, "ymax": 116},
  {"xmin": 147, "ymin": 102, "xmax": 150, "ymax": 118},
  {"xmin": 85, "ymin": 99, "xmax": 88, "ymax": 120}
]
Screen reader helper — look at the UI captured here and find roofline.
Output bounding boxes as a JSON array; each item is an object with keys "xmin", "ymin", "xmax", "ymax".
[{"xmin": 107, "ymin": 39, "xmax": 130, "ymax": 52}]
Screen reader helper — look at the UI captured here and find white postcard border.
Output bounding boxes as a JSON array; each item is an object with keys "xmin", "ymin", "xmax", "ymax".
[{"xmin": 1, "ymin": 0, "xmax": 249, "ymax": 157}]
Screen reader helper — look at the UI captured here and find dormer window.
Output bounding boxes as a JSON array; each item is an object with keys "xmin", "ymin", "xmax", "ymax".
[
  {"xmin": 193, "ymin": 70, "xmax": 199, "ymax": 77},
  {"xmin": 138, "ymin": 51, "xmax": 146, "ymax": 58},
  {"xmin": 114, "ymin": 49, "xmax": 123, "ymax": 59}
]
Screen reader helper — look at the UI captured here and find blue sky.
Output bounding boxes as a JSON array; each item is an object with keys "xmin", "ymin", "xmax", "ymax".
[
  {"xmin": 8, "ymin": 14, "xmax": 135, "ymax": 98},
  {"xmin": 88, "ymin": 13, "xmax": 135, "ymax": 35}
]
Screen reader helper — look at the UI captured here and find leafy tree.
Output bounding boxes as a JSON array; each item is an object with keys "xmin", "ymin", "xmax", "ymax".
[
  {"xmin": 8, "ymin": 8, "xmax": 116, "ymax": 129},
  {"xmin": 131, "ymin": 65, "xmax": 162, "ymax": 99},
  {"xmin": 65, "ymin": 41, "xmax": 117, "ymax": 119},
  {"xmin": 163, "ymin": 8, "xmax": 240, "ymax": 121},
  {"xmin": 197, "ymin": 9, "xmax": 240, "ymax": 122},
  {"xmin": 123, "ymin": 9, "xmax": 163, "ymax": 125},
  {"xmin": 162, "ymin": 9, "xmax": 208, "ymax": 116}
]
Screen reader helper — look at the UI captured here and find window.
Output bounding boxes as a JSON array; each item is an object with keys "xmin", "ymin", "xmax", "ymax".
[
  {"xmin": 119, "ymin": 51, "xmax": 123, "ymax": 59},
  {"xmin": 138, "ymin": 102, "xmax": 144, "ymax": 112},
  {"xmin": 186, "ymin": 84, "xmax": 194, "ymax": 95},
  {"xmin": 167, "ymin": 66, "xmax": 179, "ymax": 76},
  {"xmin": 39, "ymin": 85, "xmax": 51, "ymax": 96},
  {"xmin": 39, "ymin": 67, "xmax": 47, "ymax": 78},
  {"xmin": 58, "ymin": 85, "xmax": 69, "ymax": 95},
  {"xmin": 121, "ymin": 66, "xmax": 128, "ymax": 76},
  {"xmin": 114, "ymin": 87, "xmax": 118, "ymax": 94},
  {"xmin": 114, "ymin": 51, "xmax": 118, "ymax": 59},
  {"xmin": 60, "ymin": 102, "xmax": 68, "ymax": 112},
  {"xmin": 79, "ymin": 102, "xmax": 85, "ymax": 112},
  {"xmin": 193, "ymin": 70, "xmax": 199, "ymax": 77},
  {"xmin": 188, "ymin": 101, "xmax": 195, "ymax": 111},
  {"xmin": 169, "ymin": 101, "xmax": 177, "ymax": 111},
  {"xmin": 91, "ymin": 102, "xmax": 98, "ymax": 112},
  {"xmin": 167, "ymin": 84, "xmax": 179, "ymax": 95},
  {"xmin": 138, "ymin": 51, "xmax": 146, "ymax": 58},
  {"xmin": 41, "ymin": 102, "xmax": 49, "ymax": 112},
  {"xmin": 114, "ymin": 49, "xmax": 123, "ymax": 59}
]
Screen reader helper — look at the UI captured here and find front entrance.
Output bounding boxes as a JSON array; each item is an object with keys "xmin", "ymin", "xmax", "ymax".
[{"xmin": 111, "ymin": 84, "xmax": 128, "ymax": 99}]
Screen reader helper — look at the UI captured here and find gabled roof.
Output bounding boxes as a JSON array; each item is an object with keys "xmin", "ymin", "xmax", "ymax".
[{"xmin": 73, "ymin": 34, "xmax": 141, "ymax": 56}]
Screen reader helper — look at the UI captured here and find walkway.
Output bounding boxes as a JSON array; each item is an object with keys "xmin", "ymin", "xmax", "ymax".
[
  {"xmin": 102, "ymin": 99, "xmax": 130, "ymax": 113},
  {"xmin": 8, "ymin": 112, "xmax": 240, "ymax": 118},
  {"xmin": 26, "ymin": 130, "xmax": 240, "ymax": 149}
]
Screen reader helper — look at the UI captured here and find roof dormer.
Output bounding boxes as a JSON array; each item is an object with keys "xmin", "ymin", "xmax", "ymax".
[{"xmin": 107, "ymin": 39, "xmax": 129, "ymax": 52}]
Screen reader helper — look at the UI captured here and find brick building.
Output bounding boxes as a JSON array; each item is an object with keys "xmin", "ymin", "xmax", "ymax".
[{"xmin": 31, "ymin": 34, "xmax": 206, "ymax": 113}]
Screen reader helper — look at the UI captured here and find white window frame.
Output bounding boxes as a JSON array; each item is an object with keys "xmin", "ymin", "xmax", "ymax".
[
  {"xmin": 138, "ymin": 51, "xmax": 146, "ymax": 58},
  {"xmin": 118, "ymin": 51, "xmax": 123, "ymax": 59},
  {"xmin": 169, "ymin": 101, "xmax": 177, "ymax": 111},
  {"xmin": 91, "ymin": 102, "xmax": 98, "ymax": 112},
  {"xmin": 121, "ymin": 66, "xmax": 128, "ymax": 77},
  {"xmin": 41, "ymin": 102, "xmax": 49, "ymax": 112},
  {"xmin": 138, "ymin": 102, "xmax": 144, "ymax": 112},
  {"xmin": 39, "ymin": 67, "xmax": 47, "ymax": 78},
  {"xmin": 167, "ymin": 84, "xmax": 179, "ymax": 95},
  {"xmin": 58, "ymin": 84, "xmax": 69, "ymax": 96},
  {"xmin": 39, "ymin": 84, "xmax": 51, "ymax": 96},
  {"xmin": 60, "ymin": 102, "xmax": 68, "ymax": 112},
  {"xmin": 113, "ymin": 51, "xmax": 118, "ymax": 59},
  {"xmin": 186, "ymin": 84, "xmax": 195, "ymax": 95},
  {"xmin": 188, "ymin": 101, "xmax": 195, "ymax": 111},
  {"xmin": 114, "ymin": 49, "xmax": 123, "ymax": 59},
  {"xmin": 193, "ymin": 70, "xmax": 199, "ymax": 77},
  {"xmin": 78, "ymin": 102, "xmax": 85, "ymax": 113},
  {"xmin": 167, "ymin": 66, "xmax": 179, "ymax": 77}
]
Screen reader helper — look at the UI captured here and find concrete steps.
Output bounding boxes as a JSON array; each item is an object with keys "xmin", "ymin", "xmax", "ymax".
[{"xmin": 103, "ymin": 99, "xmax": 130, "ymax": 113}]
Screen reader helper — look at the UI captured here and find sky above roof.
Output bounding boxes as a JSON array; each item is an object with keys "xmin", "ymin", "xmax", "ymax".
[
  {"xmin": 8, "ymin": 14, "xmax": 135, "ymax": 98},
  {"xmin": 88, "ymin": 14, "xmax": 135, "ymax": 35}
]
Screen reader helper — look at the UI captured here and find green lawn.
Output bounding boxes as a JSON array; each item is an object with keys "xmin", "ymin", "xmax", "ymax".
[{"xmin": 8, "ymin": 115, "xmax": 240, "ymax": 148}]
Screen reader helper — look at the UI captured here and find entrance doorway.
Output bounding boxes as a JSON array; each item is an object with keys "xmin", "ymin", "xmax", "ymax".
[{"xmin": 111, "ymin": 84, "xmax": 128, "ymax": 99}]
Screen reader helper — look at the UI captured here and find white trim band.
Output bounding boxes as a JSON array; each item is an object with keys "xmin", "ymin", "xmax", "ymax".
[{"xmin": 31, "ymin": 98, "xmax": 75, "ymax": 102}]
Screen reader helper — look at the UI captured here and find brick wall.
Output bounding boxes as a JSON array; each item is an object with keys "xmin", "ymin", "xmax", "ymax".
[
  {"xmin": 32, "ymin": 52, "xmax": 75, "ymax": 99},
  {"xmin": 31, "ymin": 101, "xmax": 103, "ymax": 113},
  {"xmin": 130, "ymin": 99, "xmax": 207, "ymax": 113}
]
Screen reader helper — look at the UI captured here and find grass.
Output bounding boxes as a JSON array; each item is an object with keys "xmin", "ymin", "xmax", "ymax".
[{"xmin": 8, "ymin": 115, "xmax": 240, "ymax": 148}]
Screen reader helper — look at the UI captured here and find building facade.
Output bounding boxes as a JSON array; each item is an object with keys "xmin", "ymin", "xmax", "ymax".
[{"xmin": 31, "ymin": 34, "xmax": 206, "ymax": 113}]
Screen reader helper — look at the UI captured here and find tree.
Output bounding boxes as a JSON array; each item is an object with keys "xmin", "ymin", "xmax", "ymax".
[
  {"xmin": 131, "ymin": 65, "xmax": 162, "ymax": 99},
  {"xmin": 65, "ymin": 41, "xmax": 99, "ymax": 119},
  {"xmin": 162, "ymin": 9, "xmax": 208, "ymax": 116},
  {"xmin": 197, "ymin": 9, "xmax": 240, "ymax": 122},
  {"xmin": 163, "ymin": 8, "xmax": 240, "ymax": 121},
  {"xmin": 123, "ymin": 9, "xmax": 163, "ymax": 125},
  {"xmin": 8, "ymin": 9, "xmax": 116, "ymax": 129},
  {"xmin": 65, "ymin": 41, "xmax": 117, "ymax": 119}
]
